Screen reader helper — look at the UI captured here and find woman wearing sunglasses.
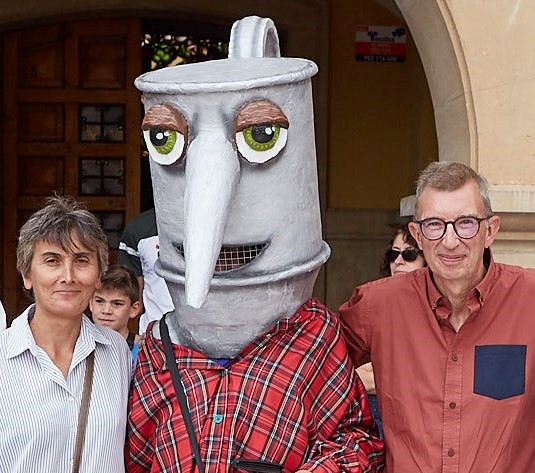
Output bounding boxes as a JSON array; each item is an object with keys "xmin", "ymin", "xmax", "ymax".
[
  {"xmin": 379, "ymin": 224, "xmax": 426, "ymax": 277},
  {"xmin": 358, "ymin": 223, "xmax": 426, "ymax": 438}
]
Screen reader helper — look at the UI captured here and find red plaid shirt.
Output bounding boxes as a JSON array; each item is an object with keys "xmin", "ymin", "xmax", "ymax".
[{"xmin": 126, "ymin": 299, "xmax": 384, "ymax": 473}]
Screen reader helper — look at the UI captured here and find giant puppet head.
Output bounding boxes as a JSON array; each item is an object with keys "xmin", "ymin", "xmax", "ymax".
[{"xmin": 135, "ymin": 16, "xmax": 330, "ymax": 358}]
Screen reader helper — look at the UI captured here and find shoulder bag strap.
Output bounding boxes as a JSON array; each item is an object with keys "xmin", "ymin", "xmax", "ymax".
[
  {"xmin": 72, "ymin": 350, "xmax": 95, "ymax": 473},
  {"xmin": 160, "ymin": 315, "xmax": 205, "ymax": 473}
]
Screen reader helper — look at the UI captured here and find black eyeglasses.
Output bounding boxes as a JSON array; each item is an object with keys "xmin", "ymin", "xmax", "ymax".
[
  {"xmin": 415, "ymin": 216, "xmax": 489, "ymax": 241},
  {"xmin": 385, "ymin": 247, "xmax": 421, "ymax": 263}
]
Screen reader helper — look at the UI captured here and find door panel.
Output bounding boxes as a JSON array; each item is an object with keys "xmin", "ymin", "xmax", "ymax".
[{"xmin": 19, "ymin": 103, "xmax": 65, "ymax": 142}]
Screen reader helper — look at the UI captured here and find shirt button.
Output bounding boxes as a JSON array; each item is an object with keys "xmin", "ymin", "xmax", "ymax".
[
  {"xmin": 449, "ymin": 402, "xmax": 456, "ymax": 409},
  {"xmin": 451, "ymin": 354, "xmax": 458, "ymax": 362},
  {"xmin": 213, "ymin": 414, "xmax": 223, "ymax": 424},
  {"xmin": 447, "ymin": 448, "xmax": 455, "ymax": 457}
]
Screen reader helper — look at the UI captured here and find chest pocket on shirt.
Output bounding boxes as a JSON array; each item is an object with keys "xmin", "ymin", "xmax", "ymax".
[{"xmin": 474, "ymin": 345, "xmax": 526, "ymax": 400}]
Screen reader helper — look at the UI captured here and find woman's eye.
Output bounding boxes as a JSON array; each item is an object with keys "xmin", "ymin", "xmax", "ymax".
[
  {"xmin": 236, "ymin": 123, "xmax": 288, "ymax": 164},
  {"xmin": 143, "ymin": 128, "xmax": 186, "ymax": 165}
]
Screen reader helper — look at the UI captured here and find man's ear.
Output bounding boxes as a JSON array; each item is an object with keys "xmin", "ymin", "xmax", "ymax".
[
  {"xmin": 484, "ymin": 215, "xmax": 501, "ymax": 248},
  {"xmin": 408, "ymin": 221, "xmax": 423, "ymax": 250}
]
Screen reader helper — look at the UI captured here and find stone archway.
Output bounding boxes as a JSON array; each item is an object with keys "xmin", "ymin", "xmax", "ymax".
[
  {"xmin": 395, "ymin": 0, "xmax": 475, "ymax": 167},
  {"xmin": 395, "ymin": 0, "xmax": 477, "ymax": 218}
]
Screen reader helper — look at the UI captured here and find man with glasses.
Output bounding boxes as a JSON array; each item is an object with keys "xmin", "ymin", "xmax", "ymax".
[{"xmin": 340, "ymin": 161, "xmax": 535, "ymax": 472}]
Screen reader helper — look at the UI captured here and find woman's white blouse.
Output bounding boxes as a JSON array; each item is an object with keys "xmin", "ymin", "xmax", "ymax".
[{"xmin": 0, "ymin": 308, "xmax": 132, "ymax": 472}]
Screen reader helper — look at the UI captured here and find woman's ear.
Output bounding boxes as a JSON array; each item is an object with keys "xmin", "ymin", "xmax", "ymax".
[{"xmin": 22, "ymin": 273, "xmax": 32, "ymax": 290}]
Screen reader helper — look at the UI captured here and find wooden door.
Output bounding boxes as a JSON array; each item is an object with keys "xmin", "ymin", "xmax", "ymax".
[{"xmin": 2, "ymin": 19, "xmax": 142, "ymax": 320}]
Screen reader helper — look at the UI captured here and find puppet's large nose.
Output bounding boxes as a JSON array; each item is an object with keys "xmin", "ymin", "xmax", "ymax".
[{"xmin": 183, "ymin": 131, "xmax": 239, "ymax": 308}]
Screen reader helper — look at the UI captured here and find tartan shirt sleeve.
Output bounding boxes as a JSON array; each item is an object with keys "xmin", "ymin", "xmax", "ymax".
[{"xmin": 297, "ymin": 306, "xmax": 384, "ymax": 473}]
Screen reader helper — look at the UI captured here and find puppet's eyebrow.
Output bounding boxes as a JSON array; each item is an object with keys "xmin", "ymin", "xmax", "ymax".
[
  {"xmin": 235, "ymin": 100, "xmax": 289, "ymax": 132},
  {"xmin": 142, "ymin": 103, "xmax": 188, "ymax": 136}
]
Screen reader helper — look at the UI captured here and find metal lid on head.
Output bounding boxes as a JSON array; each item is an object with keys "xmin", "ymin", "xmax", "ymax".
[{"xmin": 134, "ymin": 16, "xmax": 318, "ymax": 94}]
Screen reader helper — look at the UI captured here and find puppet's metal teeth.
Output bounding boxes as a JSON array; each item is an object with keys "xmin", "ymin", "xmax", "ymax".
[{"xmin": 177, "ymin": 243, "xmax": 267, "ymax": 272}]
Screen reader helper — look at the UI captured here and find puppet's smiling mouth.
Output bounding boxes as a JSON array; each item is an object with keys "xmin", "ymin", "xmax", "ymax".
[{"xmin": 176, "ymin": 243, "xmax": 268, "ymax": 272}]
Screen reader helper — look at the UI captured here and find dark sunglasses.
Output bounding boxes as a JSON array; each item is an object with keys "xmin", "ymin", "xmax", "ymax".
[{"xmin": 385, "ymin": 248, "xmax": 421, "ymax": 263}]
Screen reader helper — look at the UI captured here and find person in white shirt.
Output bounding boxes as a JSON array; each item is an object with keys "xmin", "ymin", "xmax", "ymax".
[
  {"xmin": 118, "ymin": 207, "xmax": 174, "ymax": 333},
  {"xmin": 0, "ymin": 195, "xmax": 131, "ymax": 473}
]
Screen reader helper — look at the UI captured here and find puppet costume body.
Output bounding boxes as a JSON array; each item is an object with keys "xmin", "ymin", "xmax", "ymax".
[
  {"xmin": 128, "ymin": 299, "xmax": 383, "ymax": 473},
  {"xmin": 127, "ymin": 16, "xmax": 384, "ymax": 473}
]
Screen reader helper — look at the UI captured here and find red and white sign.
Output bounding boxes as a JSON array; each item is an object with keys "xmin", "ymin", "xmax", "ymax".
[{"xmin": 355, "ymin": 25, "xmax": 407, "ymax": 63}]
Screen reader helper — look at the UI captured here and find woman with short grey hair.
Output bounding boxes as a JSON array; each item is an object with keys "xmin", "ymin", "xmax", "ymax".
[{"xmin": 0, "ymin": 195, "xmax": 131, "ymax": 472}]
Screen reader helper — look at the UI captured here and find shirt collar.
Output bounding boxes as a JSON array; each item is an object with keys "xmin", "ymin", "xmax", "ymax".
[
  {"xmin": 426, "ymin": 250, "xmax": 497, "ymax": 319},
  {"xmin": 6, "ymin": 304, "xmax": 111, "ymax": 360}
]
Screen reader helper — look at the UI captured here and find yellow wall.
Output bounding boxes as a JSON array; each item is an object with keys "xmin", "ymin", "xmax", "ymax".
[{"xmin": 328, "ymin": 0, "xmax": 437, "ymax": 210}]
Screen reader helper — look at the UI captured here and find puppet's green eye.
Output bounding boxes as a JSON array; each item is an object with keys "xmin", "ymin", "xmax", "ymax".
[
  {"xmin": 242, "ymin": 124, "xmax": 281, "ymax": 151},
  {"xmin": 149, "ymin": 128, "xmax": 177, "ymax": 155},
  {"xmin": 143, "ymin": 128, "xmax": 186, "ymax": 165},
  {"xmin": 236, "ymin": 124, "xmax": 288, "ymax": 164}
]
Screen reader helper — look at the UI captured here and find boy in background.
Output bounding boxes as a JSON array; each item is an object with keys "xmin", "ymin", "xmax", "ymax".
[{"xmin": 90, "ymin": 264, "xmax": 142, "ymax": 362}]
